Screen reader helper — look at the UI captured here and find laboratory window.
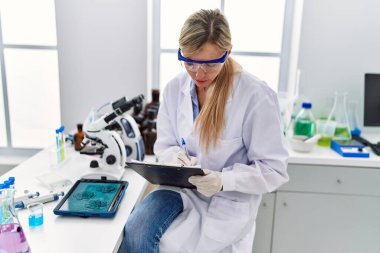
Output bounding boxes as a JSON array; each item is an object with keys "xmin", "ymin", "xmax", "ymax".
[
  {"xmin": 150, "ymin": 0, "xmax": 300, "ymax": 93},
  {"xmin": 0, "ymin": 0, "xmax": 60, "ymax": 153}
]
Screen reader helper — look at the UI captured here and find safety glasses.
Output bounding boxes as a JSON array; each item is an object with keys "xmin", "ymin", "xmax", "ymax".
[{"xmin": 178, "ymin": 49, "xmax": 228, "ymax": 73}]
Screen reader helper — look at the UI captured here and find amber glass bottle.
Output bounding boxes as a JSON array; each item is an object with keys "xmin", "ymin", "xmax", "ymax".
[
  {"xmin": 143, "ymin": 89, "xmax": 160, "ymax": 118},
  {"xmin": 74, "ymin": 123, "xmax": 85, "ymax": 151},
  {"xmin": 142, "ymin": 109, "xmax": 157, "ymax": 155},
  {"xmin": 131, "ymin": 102, "xmax": 145, "ymax": 134}
]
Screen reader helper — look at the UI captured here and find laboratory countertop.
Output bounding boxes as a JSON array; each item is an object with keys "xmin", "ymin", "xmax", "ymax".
[
  {"xmin": 1, "ymin": 132, "xmax": 379, "ymax": 252},
  {"xmin": 287, "ymin": 132, "xmax": 380, "ymax": 168},
  {"xmin": 0, "ymin": 148, "xmax": 153, "ymax": 253},
  {"xmin": 288, "ymin": 145, "xmax": 380, "ymax": 168}
]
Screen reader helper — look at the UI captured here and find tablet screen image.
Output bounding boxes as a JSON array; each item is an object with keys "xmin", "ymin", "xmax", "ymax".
[{"xmin": 54, "ymin": 179, "xmax": 128, "ymax": 217}]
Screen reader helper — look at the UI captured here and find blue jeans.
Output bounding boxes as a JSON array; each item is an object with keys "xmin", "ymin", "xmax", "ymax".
[{"xmin": 118, "ymin": 190, "xmax": 183, "ymax": 253}]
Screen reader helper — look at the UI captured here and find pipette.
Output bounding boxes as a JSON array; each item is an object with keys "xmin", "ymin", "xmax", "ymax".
[
  {"xmin": 15, "ymin": 192, "xmax": 64, "ymax": 209},
  {"xmin": 14, "ymin": 192, "xmax": 40, "ymax": 203}
]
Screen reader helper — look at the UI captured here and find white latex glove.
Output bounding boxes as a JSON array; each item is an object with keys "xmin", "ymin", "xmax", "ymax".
[
  {"xmin": 188, "ymin": 169, "xmax": 223, "ymax": 197},
  {"xmin": 170, "ymin": 150, "xmax": 198, "ymax": 166}
]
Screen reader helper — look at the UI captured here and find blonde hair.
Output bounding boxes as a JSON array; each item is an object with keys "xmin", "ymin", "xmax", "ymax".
[{"xmin": 179, "ymin": 9, "xmax": 241, "ymax": 151}]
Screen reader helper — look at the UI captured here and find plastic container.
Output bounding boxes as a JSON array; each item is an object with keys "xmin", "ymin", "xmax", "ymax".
[{"xmin": 293, "ymin": 102, "xmax": 316, "ymax": 137}]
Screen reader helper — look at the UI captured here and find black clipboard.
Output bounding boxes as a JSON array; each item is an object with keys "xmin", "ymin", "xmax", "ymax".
[{"xmin": 126, "ymin": 161, "xmax": 204, "ymax": 189}]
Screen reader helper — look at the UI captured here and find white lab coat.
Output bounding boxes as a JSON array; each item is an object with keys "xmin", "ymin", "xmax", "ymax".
[{"xmin": 153, "ymin": 70, "xmax": 289, "ymax": 253}]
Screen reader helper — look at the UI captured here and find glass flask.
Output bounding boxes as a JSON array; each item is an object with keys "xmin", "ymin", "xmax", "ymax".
[
  {"xmin": 348, "ymin": 100, "xmax": 361, "ymax": 136},
  {"xmin": 327, "ymin": 92, "xmax": 351, "ymax": 141},
  {"xmin": 294, "ymin": 102, "xmax": 316, "ymax": 137},
  {"xmin": 0, "ymin": 188, "xmax": 31, "ymax": 253}
]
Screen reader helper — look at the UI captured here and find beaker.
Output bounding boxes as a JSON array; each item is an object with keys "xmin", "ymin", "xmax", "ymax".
[
  {"xmin": 0, "ymin": 189, "xmax": 31, "ymax": 253},
  {"xmin": 327, "ymin": 92, "xmax": 351, "ymax": 141},
  {"xmin": 28, "ymin": 202, "xmax": 44, "ymax": 227},
  {"xmin": 316, "ymin": 119, "xmax": 336, "ymax": 147}
]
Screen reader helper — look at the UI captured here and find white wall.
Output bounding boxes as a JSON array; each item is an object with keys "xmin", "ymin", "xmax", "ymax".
[
  {"xmin": 298, "ymin": 0, "xmax": 380, "ymax": 123},
  {"xmin": 55, "ymin": 0, "xmax": 147, "ymax": 131},
  {"xmin": 54, "ymin": 0, "xmax": 380, "ymax": 130}
]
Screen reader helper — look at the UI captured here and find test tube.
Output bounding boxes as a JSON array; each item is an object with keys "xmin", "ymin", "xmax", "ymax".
[
  {"xmin": 56, "ymin": 128, "xmax": 61, "ymax": 162},
  {"xmin": 0, "ymin": 184, "xmax": 3, "ymax": 222},
  {"xmin": 60, "ymin": 125, "xmax": 65, "ymax": 161}
]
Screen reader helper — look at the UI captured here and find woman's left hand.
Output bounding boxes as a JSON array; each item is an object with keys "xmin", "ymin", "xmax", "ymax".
[{"xmin": 188, "ymin": 169, "xmax": 223, "ymax": 197}]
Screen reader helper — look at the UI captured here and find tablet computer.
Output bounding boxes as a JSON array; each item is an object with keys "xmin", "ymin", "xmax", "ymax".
[
  {"xmin": 53, "ymin": 179, "xmax": 128, "ymax": 217},
  {"xmin": 126, "ymin": 161, "xmax": 204, "ymax": 189}
]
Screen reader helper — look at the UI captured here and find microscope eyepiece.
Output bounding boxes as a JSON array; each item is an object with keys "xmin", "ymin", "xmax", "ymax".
[{"xmin": 112, "ymin": 94, "xmax": 145, "ymax": 115}]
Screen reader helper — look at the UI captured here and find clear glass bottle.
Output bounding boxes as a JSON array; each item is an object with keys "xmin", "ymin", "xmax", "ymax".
[
  {"xmin": 327, "ymin": 92, "xmax": 351, "ymax": 141},
  {"xmin": 0, "ymin": 188, "xmax": 31, "ymax": 253},
  {"xmin": 294, "ymin": 102, "xmax": 316, "ymax": 137}
]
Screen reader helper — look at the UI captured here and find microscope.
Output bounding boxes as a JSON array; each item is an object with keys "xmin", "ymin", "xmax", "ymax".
[{"xmin": 82, "ymin": 95, "xmax": 145, "ymax": 180}]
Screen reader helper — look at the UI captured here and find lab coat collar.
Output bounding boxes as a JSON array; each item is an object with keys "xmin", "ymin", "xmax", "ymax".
[
  {"xmin": 180, "ymin": 75, "xmax": 192, "ymax": 95},
  {"xmin": 177, "ymin": 75, "xmax": 194, "ymax": 141},
  {"xmin": 181, "ymin": 76, "xmax": 235, "ymax": 105}
]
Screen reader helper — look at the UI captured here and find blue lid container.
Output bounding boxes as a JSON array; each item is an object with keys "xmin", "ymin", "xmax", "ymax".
[{"xmin": 302, "ymin": 102, "xmax": 312, "ymax": 109}]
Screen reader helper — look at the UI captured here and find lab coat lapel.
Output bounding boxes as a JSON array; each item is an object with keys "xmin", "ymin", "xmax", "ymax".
[{"xmin": 177, "ymin": 76, "xmax": 194, "ymax": 142}]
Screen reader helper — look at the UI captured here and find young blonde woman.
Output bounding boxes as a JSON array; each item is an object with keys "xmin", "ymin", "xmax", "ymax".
[{"xmin": 119, "ymin": 9, "xmax": 289, "ymax": 253}]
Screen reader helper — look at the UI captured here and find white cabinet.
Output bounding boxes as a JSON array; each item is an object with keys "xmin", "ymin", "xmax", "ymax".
[
  {"xmin": 252, "ymin": 193, "xmax": 275, "ymax": 253},
  {"xmin": 272, "ymin": 192, "xmax": 380, "ymax": 253},
  {"xmin": 253, "ymin": 163, "xmax": 380, "ymax": 253}
]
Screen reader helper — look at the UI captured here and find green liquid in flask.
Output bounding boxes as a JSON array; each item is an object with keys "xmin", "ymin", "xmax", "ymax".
[{"xmin": 334, "ymin": 125, "xmax": 351, "ymax": 140}]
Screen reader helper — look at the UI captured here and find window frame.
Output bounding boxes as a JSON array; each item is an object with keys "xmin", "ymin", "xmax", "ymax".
[
  {"xmin": 150, "ymin": 0, "xmax": 298, "ymax": 93},
  {"xmin": 0, "ymin": 13, "xmax": 58, "ymax": 156}
]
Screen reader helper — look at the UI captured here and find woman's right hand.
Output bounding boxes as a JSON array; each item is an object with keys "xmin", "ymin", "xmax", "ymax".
[{"xmin": 170, "ymin": 150, "xmax": 198, "ymax": 166}]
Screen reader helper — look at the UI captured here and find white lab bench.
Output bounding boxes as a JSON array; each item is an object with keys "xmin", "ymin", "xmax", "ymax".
[
  {"xmin": 0, "ymin": 148, "xmax": 153, "ymax": 253},
  {"xmin": 253, "ymin": 133, "xmax": 380, "ymax": 253},
  {"xmin": 2, "ymin": 133, "xmax": 380, "ymax": 253}
]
